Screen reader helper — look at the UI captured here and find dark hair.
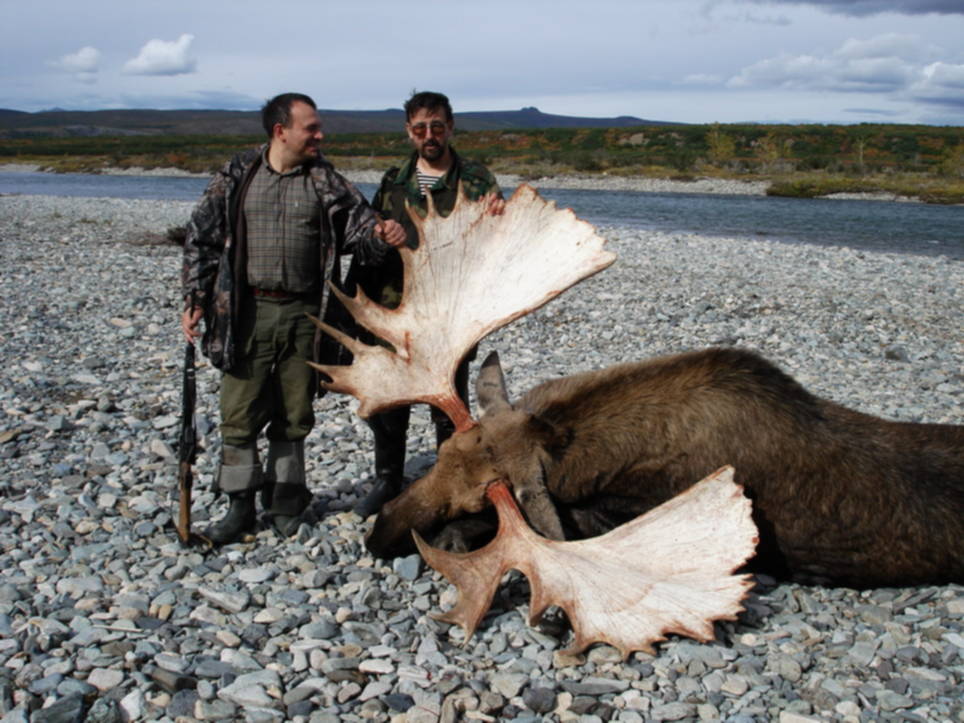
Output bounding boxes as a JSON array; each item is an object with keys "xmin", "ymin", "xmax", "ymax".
[
  {"xmin": 261, "ymin": 93, "xmax": 317, "ymax": 137},
  {"xmin": 404, "ymin": 91, "xmax": 453, "ymax": 123}
]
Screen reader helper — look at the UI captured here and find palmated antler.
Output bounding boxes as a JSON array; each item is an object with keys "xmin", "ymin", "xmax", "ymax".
[
  {"xmin": 309, "ymin": 184, "xmax": 615, "ymax": 429},
  {"xmin": 414, "ymin": 466, "xmax": 758, "ymax": 658}
]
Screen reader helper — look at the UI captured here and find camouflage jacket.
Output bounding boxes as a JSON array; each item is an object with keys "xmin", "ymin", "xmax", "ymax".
[
  {"xmin": 345, "ymin": 148, "xmax": 501, "ymax": 308},
  {"xmin": 181, "ymin": 145, "xmax": 387, "ymax": 371}
]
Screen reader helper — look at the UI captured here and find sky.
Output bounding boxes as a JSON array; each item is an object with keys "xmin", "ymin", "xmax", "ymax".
[{"xmin": 2, "ymin": 0, "xmax": 963, "ymax": 126}]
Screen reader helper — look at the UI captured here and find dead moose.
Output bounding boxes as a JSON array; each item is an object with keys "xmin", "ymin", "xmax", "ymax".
[
  {"xmin": 311, "ymin": 184, "xmax": 963, "ymax": 594},
  {"xmin": 366, "ymin": 346, "xmax": 964, "ymax": 589}
]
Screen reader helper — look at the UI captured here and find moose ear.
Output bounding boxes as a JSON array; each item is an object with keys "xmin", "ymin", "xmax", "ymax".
[{"xmin": 477, "ymin": 351, "xmax": 512, "ymax": 416}]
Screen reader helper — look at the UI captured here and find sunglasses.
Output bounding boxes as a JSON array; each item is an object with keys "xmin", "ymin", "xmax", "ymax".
[{"xmin": 409, "ymin": 121, "xmax": 448, "ymax": 138}]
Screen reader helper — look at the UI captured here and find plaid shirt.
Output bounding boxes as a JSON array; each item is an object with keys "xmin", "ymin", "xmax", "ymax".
[
  {"xmin": 244, "ymin": 152, "xmax": 322, "ymax": 294},
  {"xmin": 181, "ymin": 144, "xmax": 387, "ymax": 371}
]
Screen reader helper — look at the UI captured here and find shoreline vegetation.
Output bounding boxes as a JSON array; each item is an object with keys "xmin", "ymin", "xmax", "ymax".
[{"xmin": 1, "ymin": 122, "xmax": 962, "ymax": 203}]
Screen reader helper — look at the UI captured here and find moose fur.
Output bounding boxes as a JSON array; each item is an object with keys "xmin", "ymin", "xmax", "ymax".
[{"xmin": 365, "ymin": 347, "xmax": 964, "ymax": 588}]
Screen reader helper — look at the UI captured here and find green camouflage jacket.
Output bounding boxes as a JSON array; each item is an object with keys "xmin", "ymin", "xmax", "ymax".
[
  {"xmin": 181, "ymin": 145, "xmax": 386, "ymax": 371},
  {"xmin": 345, "ymin": 148, "xmax": 501, "ymax": 308}
]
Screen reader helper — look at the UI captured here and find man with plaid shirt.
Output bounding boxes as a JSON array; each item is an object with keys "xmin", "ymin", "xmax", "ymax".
[{"xmin": 182, "ymin": 92, "xmax": 404, "ymax": 545}]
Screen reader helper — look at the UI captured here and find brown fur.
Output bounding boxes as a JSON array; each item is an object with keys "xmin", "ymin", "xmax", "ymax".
[{"xmin": 366, "ymin": 348, "xmax": 964, "ymax": 588}]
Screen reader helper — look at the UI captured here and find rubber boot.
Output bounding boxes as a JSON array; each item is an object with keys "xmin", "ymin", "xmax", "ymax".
[
  {"xmin": 205, "ymin": 442, "xmax": 261, "ymax": 545},
  {"xmin": 270, "ymin": 483, "xmax": 313, "ymax": 537},
  {"xmin": 354, "ymin": 408, "xmax": 407, "ymax": 518},
  {"xmin": 204, "ymin": 490, "xmax": 257, "ymax": 545},
  {"xmin": 264, "ymin": 440, "xmax": 310, "ymax": 537}
]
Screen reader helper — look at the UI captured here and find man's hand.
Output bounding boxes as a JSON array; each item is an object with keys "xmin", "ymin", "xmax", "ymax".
[
  {"xmin": 375, "ymin": 219, "xmax": 406, "ymax": 247},
  {"xmin": 485, "ymin": 192, "xmax": 506, "ymax": 216},
  {"xmin": 182, "ymin": 307, "xmax": 202, "ymax": 344}
]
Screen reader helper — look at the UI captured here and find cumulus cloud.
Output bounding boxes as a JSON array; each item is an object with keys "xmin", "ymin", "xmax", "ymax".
[
  {"xmin": 910, "ymin": 61, "xmax": 964, "ymax": 107},
  {"xmin": 49, "ymin": 46, "xmax": 101, "ymax": 83},
  {"xmin": 123, "ymin": 34, "xmax": 196, "ymax": 76},
  {"xmin": 834, "ymin": 33, "xmax": 939, "ymax": 61},
  {"xmin": 746, "ymin": 0, "xmax": 964, "ymax": 16},
  {"xmin": 726, "ymin": 31, "xmax": 964, "ymax": 116},
  {"xmin": 727, "ymin": 33, "xmax": 932, "ymax": 92}
]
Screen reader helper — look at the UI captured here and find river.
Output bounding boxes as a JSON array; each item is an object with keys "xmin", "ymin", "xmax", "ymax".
[{"xmin": 1, "ymin": 170, "xmax": 960, "ymax": 259}]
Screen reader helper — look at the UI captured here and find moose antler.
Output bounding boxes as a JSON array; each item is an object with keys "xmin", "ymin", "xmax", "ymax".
[
  {"xmin": 309, "ymin": 184, "xmax": 615, "ymax": 428},
  {"xmin": 414, "ymin": 466, "xmax": 758, "ymax": 658}
]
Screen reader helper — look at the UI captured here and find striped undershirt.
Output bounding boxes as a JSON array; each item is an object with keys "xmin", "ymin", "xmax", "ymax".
[{"xmin": 415, "ymin": 169, "xmax": 442, "ymax": 197}]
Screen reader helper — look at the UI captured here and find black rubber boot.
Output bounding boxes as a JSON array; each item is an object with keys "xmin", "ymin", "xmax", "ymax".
[
  {"xmin": 354, "ymin": 408, "xmax": 408, "ymax": 518},
  {"xmin": 204, "ymin": 491, "xmax": 257, "ymax": 545},
  {"xmin": 269, "ymin": 482, "xmax": 313, "ymax": 537},
  {"xmin": 206, "ymin": 443, "xmax": 261, "ymax": 545}
]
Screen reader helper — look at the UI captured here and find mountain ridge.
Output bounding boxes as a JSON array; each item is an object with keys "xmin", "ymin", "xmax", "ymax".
[{"xmin": 0, "ymin": 106, "xmax": 676, "ymax": 138}]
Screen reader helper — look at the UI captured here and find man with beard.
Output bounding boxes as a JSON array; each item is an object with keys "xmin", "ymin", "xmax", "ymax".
[
  {"xmin": 181, "ymin": 92, "xmax": 405, "ymax": 545},
  {"xmin": 345, "ymin": 90, "xmax": 504, "ymax": 518}
]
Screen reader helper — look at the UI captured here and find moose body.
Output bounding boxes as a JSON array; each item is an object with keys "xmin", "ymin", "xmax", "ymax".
[{"xmin": 366, "ymin": 347, "xmax": 964, "ymax": 588}]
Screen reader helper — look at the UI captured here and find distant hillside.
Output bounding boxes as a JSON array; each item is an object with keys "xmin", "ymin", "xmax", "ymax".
[{"xmin": 0, "ymin": 106, "xmax": 671, "ymax": 138}]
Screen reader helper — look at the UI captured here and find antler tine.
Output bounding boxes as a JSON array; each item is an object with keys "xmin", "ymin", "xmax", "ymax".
[
  {"xmin": 306, "ymin": 313, "xmax": 366, "ymax": 360},
  {"xmin": 323, "ymin": 280, "xmax": 410, "ymax": 357},
  {"xmin": 417, "ymin": 467, "xmax": 758, "ymax": 659},
  {"xmin": 313, "ymin": 182, "xmax": 615, "ymax": 427}
]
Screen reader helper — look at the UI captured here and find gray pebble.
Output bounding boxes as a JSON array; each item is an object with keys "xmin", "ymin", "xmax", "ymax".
[{"xmin": 0, "ymin": 193, "xmax": 960, "ymax": 722}]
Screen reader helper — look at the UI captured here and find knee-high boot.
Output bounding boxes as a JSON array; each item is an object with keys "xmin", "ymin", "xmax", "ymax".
[
  {"xmin": 264, "ymin": 440, "xmax": 312, "ymax": 537},
  {"xmin": 354, "ymin": 407, "xmax": 408, "ymax": 518},
  {"xmin": 206, "ymin": 442, "xmax": 260, "ymax": 545}
]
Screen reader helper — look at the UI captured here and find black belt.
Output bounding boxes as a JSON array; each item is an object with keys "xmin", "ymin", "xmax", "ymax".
[{"xmin": 252, "ymin": 287, "xmax": 295, "ymax": 300}]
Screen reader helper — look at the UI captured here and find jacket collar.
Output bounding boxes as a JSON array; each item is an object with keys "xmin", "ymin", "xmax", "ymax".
[{"xmin": 393, "ymin": 148, "xmax": 461, "ymax": 190}]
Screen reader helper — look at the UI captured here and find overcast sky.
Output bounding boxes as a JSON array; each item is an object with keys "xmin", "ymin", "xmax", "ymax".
[{"xmin": 3, "ymin": 0, "xmax": 963, "ymax": 125}]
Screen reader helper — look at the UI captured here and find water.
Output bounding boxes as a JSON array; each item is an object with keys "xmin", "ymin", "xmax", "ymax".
[{"xmin": 1, "ymin": 171, "xmax": 961, "ymax": 259}]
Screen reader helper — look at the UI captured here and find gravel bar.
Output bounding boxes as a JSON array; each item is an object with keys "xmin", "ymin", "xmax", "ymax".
[{"xmin": 0, "ymin": 194, "xmax": 961, "ymax": 722}]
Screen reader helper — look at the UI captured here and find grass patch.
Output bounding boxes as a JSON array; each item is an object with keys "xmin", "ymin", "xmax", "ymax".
[{"xmin": 766, "ymin": 172, "xmax": 964, "ymax": 204}]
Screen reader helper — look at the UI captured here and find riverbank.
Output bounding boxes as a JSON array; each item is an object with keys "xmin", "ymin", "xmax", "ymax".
[
  {"xmin": 0, "ymin": 195, "xmax": 961, "ymax": 721},
  {"xmin": 0, "ymin": 162, "xmax": 914, "ymax": 201}
]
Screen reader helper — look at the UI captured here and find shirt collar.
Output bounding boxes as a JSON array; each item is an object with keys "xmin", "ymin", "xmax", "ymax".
[
  {"xmin": 261, "ymin": 146, "xmax": 310, "ymax": 177},
  {"xmin": 395, "ymin": 148, "xmax": 460, "ymax": 189}
]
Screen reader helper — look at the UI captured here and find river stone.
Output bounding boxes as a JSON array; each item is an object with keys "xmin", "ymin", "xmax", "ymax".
[{"xmin": 0, "ymin": 193, "xmax": 961, "ymax": 723}]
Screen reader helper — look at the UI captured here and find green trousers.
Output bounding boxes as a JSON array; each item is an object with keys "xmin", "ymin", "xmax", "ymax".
[{"xmin": 219, "ymin": 296, "xmax": 318, "ymax": 448}]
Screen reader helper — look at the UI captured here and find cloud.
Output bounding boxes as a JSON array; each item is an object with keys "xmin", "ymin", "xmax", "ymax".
[
  {"xmin": 49, "ymin": 46, "xmax": 100, "ymax": 83},
  {"xmin": 682, "ymin": 73, "xmax": 725, "ymax": 85},
  {"xmin": 727, "ymin": 33, "xmax": 929, "ymax": 92},
  {"xmin": 123, "ymin": 34, "xmax": 196, "ymax": 76},
  {"xmin": 726, "ymin": 31, "xmax": 964, "ymax": 118},
  {"xmin": 842, "ymin": 106, "xmax": 904, "ymax": 117},
  {"xmin": 834, "ymin": 33, "xmax": 939, "ymax": 61},
  {"xmin": 746, "ymin": 0, "xmax": 964, "ymax": 16},
  {"xmin": 910, "ymin": 61, "xmax": 964, "ymax": 107}
]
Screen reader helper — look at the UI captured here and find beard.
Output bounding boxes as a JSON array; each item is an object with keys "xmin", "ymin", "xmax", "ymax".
[{"xmin": 419, "ymin": 141, "xmax": 444, "ymax": 161}]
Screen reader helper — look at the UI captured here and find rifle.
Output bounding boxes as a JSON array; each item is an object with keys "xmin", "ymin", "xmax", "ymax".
[{"xmin": 176, "ymin": 341, "xmax": 209, "ymax": 546}]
